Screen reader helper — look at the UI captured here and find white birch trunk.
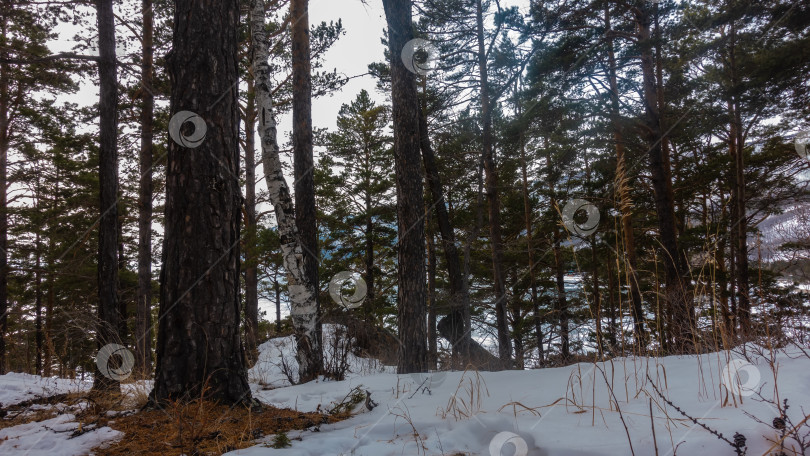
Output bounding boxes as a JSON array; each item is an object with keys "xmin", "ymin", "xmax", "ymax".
[{"xmin": 250, "ymin": 0, "xmax": 320, "ymax": 380}]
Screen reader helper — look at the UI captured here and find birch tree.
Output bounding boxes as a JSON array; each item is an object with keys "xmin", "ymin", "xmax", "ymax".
[{"xmin": 250, "ymin": 0, "xmax": 322, "ymax": 382}]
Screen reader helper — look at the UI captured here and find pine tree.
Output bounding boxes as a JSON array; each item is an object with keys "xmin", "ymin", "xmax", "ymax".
[
  {"xmin": 382, "ymin": 0, "xmax": 428, "ymax": 374},
  {"xmin": 135, "ymin": 0, "xmax": 155, "ymax": 380},
  {"xmin": 323, "ymin": 90, "xmax": 395, "ymax": 320},
  {"xmin": 92, "ymin": 0, "xmax": 121, "ymax": 393},
  {"xmin": 151, "ymin": 0, "xmax": 250, "ymax": 404}
]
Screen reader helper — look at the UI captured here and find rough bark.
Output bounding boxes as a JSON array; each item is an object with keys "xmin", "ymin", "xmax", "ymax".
[
  {"xmin": 251, "ymin": 0, "xmax": 321, "ymax": 382},
  {"xmin": 94, "ymin": 0, "xmax": 121, "ymax": 392},
  {"xmin": 117, "ymin": 200, "xmax": 127, "ymax": 343},
  {"xmin": 243, "ymin": 75, "xmax": 259, "ymax": 366},
  {"xmin": 135, "ymin": 0, "xmax": 154, "ymax": 379},
  {"xmin": 150, "ymin": 0, "xmax": 250, "ymax": 404},
  {"xmin": 364, "ymin": 152, "xmax": 375, "ymax": 321},
  {"xmin": 0, "ymin": 13, "xmax": 8, "ymax": 375},
  {"xmin": 381, "ymin": 0, "xmax": 427, "ymax": 374},
  {"xmin": 475, "ymin": 0, "xmax": 511, "ymax": 368},
  {"xmin": 290, "ymin": 0, "xmax": 323, "ymax": 382},
  {"xmin": 35, "ymin": 196, "xmax": 43, "ymax": 374}
]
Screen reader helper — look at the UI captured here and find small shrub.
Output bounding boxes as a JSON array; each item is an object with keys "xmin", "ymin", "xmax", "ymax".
[{"xmin": 270, "ymin": 431, "xmax": 292, "ymax": 449}]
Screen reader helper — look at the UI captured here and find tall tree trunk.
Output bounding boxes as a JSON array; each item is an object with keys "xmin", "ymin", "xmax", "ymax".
[
  {"xmin": 426, "ymin": 206, "xmax": 437, "ymax": 368},
  {"xmin": 290, "ymin": 0, "xmax": 322, "ymax": 382},
  {"xmin": 35, "ymin": 178, "xmax": 43, "ymax": 374},
  {"xmin": 715, "ymin": 231, "xmax": 733, "ymax": 347},
  {"xmin": 151, "ymin": 0, "xmax": 250, "ymax": 404},
  {"xmin": 243, "ymin": 73, "xmax": 259, "ymax": 366},
  {"xmin": 135, "ymin": 0, "xmax": 154, "ymax": 380},
  {"xmin": 605, "ymin": 4, "xmax": 646, "ymax": 346},
  {"xmin": 44, "ymin": 179, "xmax": 58, "ymax": 377},
  {"xmin": 475, "ymin": 0, "xmax": 511, "ymax": 368},
  {"xmin": 590, "ymin": 237, "xmax": 603, "ymax": 358},
  {"xmin": 364, "ymin": 167, "xmax": 375, "ymax": 321},
  {"xmin": 0, "ymin": 15, "xmax": 8, "ymax": 375},
  {"xmin": 727, "ymin": 14, "xmax": 750, "ymax": 335},
  {"xmin": 251, "ymin": 0, "xmax": 321, "ymax": 382},
  {"xmin": 733, "ymin": 104, "xmax": 749, "ymax": 333},
  {"xmin": 606, "ymin": 252, "xmax": 618, "ymax": 349},
  {"xmin": 552, "ymin": 215, "xmax": 569, "ymax": 361},
  {"xmin": 94, "ymin": 0, "xmax": 121, "ymax": 392},
  {"xmin": 382, "ymin": 0, "xmax": 427, "ymax": 374},
  {"xmin": 636, "ymin": 4, "xmax": 693, "ymax": 352},
  {"xmin": 421, "ymin": 110, "xmax": 498, "ymax": 370},
  {"xmin": 512, "ymin": 288, "xmax": 524, "ymax": 369},
  {"xmin": 418, "ymin": 110, "xmax": 476, "ymax": 366},
  {"xmin": 727, "ymin": 102, "xmax": 739, "ymax": 339},
  {"xmin": 546, "ymin": 153, "xmax": 569, "ymax": 362},
  {"xmin": 117, "ymin": 204, "xmax": 127, "ymax": 343},
  {"xmin": 513, "ymin": 80, "xmax": 542, "ymax": 365},
  {"xmin": 275, "ymin": 277, "xmax": 281, "ymax": 333}
]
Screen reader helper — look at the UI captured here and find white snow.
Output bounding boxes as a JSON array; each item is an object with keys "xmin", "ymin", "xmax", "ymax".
[
  {"xmin": 2, "ymin": 330, "xmax": 809, "ymax": 456},
  {"xmin": 236, "ymin": 341, "xmax": 810, "ymax": 456},
  {"xmin": 0, "ymin": 414, "xmax": 122, "ymax": 456},
  {"xmin": 0, "ymin": 373, "xmax": 91, "ymax": 409}
]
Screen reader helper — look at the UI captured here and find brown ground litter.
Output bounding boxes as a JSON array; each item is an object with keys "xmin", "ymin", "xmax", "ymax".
[{"xmin": 90, "ymin": 399, "xmax": 351, "ymax": 456}]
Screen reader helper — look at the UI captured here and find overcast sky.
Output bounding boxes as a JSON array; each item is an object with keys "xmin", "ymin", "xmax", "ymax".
[{"xmin": 303, "ymin": 0, "xmax": 389, "ymax": 132}]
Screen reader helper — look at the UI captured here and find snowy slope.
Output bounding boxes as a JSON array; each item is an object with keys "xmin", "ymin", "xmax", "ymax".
[
  {"xmin": 234, "ymin": 343, "xmax": 810, "ymax": 456},
  {"xmin": 2, "ymin": 331, "xmax": 809, "ymax": 456}
]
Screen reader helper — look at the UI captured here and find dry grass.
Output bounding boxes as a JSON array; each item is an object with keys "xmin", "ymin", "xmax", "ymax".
[
  {"xmin": 441, "ymin": 367, "xmax": 489, "ymax": 421},
  {"xmin": 1, "ymin": 390, "xmax": 351, "ymax": 456},
  {"xmin": 91, "ymin": 399, "xmax": 351, "ymax": 456}
]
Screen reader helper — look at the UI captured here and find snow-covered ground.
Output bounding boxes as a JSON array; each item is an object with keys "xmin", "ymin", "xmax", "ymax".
[
  {"xmin": 0, "ymin": 374, "xmax": 147, "ymax": 455},
  {"xmin": 0, "ymin": 414, "xmax": 123, "ymax": 456},
  {"xmin": 0, "ymin": 373, "xmax": 91, "ymax": 409},
  {"xmin": 236, "ymin": 339, "xmax": 810, "ymax": 455},
  {"xmin": 2, "ymin": 329, "xmax": 809, "ymax": 455}
]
